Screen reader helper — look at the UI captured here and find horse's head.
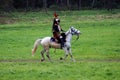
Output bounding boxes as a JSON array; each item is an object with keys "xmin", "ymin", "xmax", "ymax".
[{"xmin": 67, "ymin": 26, "xmax": 81, "ymax": 40}]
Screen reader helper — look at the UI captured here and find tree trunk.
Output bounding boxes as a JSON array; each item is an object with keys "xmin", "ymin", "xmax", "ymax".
[
  {"xmin": 31, "ymin": 0, "xmax": 35, "ymax": 9},
  {"xmin": 78, "ymin": 0, "xmax": 82, "ymax": 10},
  {"xmin": 67, "ymin": 0, "xmax": 70, "ymax": 10},
  {"xmin": 106, "ymin": 0, "xmax": 114, "ymax": 11},
  {"xmin": 60, "ymin": 0, "xmax": 63, "ymax": 10},
  {"xmin": 26, "ymin": 0, "xmax": 29, "ymax": 10},
  {"xmin": 91, "ymin": 0, "xmax": 95, "ymax": 8},
  {"xmin": 43, "ymin": 0, "xmax": 47, "ymax": 13}
]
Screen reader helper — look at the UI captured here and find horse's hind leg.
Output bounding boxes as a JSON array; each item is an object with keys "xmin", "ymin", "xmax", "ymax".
[
  {"xmin": 41, "ymin": 49, "xmax": 45, "ymax": 61},
  {"xmin": 45, "ymin": 47, "xmax": 51, "ymax": 62},
  {"xmin": 46, "ymin": 50, "xmax": 51, "ymax": 62}
]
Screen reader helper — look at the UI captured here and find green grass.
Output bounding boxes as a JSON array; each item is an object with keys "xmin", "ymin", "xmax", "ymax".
[
  {"xmin": 0, "ymin": 10, "xmax": 120, "ymax": 80},
  {"xmin": 0, "ymin": 62, "xmax": 119, "ymax": 80}
]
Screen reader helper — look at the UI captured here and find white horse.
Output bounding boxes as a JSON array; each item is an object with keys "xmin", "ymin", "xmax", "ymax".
[{"xmin": 32, "ymin": 27, "xmax": 81, "ymax": 62}]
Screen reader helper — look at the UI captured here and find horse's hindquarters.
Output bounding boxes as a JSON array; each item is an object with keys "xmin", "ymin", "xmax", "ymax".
[{"xmin": 50, "ymin": 42, "xmax": 61, "ymax": 49}]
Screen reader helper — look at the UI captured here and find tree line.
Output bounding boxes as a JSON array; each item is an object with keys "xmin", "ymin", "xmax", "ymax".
[{"xmin": 0, "ymin": 0, "xmax": 120, "ymax": 12}]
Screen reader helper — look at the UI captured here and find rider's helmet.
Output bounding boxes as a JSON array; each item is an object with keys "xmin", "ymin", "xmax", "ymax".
[{"xmin": 53, "ymin": 12, "xmax": 60, "ymax": 25}]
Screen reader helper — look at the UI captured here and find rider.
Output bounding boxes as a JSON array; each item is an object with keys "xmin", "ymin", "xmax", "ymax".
[{"xmin": 52, "ymin": 12, "xmax": 64, "ymax": 49}]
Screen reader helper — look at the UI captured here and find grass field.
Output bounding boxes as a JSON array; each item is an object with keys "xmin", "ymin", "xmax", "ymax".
[{"xmin": 0, "ymin": 10, "xmax": 120, "ymax": 80}]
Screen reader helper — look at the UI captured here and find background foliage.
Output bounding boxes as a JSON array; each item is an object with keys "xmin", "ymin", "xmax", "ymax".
[{"xmin": 0, "ymin": 0, "xmax": 120, "ymax": 12}]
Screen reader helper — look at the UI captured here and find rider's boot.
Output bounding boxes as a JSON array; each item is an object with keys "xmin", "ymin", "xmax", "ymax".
[
  {"xmin": 57, "ymin": 37, "xmax": 64, "ymax": 49},
  {"xmin": 60, "ymin": 36, "xmax": 64, "ymax": 49}
]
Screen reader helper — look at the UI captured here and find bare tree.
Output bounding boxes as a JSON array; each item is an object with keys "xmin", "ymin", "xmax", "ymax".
[
  {"xmin": 57, "ymin": 0, "xmax": 63, "ymax": 11},
  {"xmin": 31, "ymin": 0, "xmax": 35, "ymax": 9},
  {"xmin": 26, "ymin": 0, "xmax": 29, "ymax": 11},
  {"xmin": 43, "ymin": 0, "xmax": 47, "ymax": 13},
  {"xmin": 91, "ymin": 0, "xmax": 98, "ymax": 8},
  {"xmin": 106, "ymin": 0, "xmax": 114, "ymax": 11},
  {"xmin": 0, "ymin": 0, "xmax": 14, "ymax": 12},
  {"xmin": 78, "ymin": 0, "xmax": 82, "ymax": 10},
  {"xmin": 67, "ymin": 0, "xmax": 70, "ymax": 10}
]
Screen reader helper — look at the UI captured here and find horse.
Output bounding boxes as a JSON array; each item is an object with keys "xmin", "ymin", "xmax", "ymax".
[{"xmin": 31, "ymin": 27, "xmax": 81, "ymax": 62}]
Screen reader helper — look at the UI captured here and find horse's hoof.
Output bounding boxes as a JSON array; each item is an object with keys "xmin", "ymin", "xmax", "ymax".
[
  {"xmin": 60, "ymin": 57, "xmax": 63, "ymax": 60},
  {"xmin": 32, "ymin": 55, "xmax": 34, "ymax": 57},
  {"xmin": 41, "ymin": 59, "xmax": 45, "ymax": 62},
  {"xmin": 71, "ymin": 59, "xmax": 76, "ymax": 62}
]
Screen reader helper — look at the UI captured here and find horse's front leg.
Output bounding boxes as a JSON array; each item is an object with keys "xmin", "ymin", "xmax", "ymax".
[
  {"xmin": 68, "ymin": 48, "xmax": 76, "ymax": 62},
  {"xmin": 60, "ymin": 47, "xmax": 69, "ymax": 60}
]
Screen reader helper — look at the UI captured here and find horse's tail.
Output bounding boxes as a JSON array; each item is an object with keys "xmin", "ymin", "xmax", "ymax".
[{"xmin": 32, "ymin": 39, "xmax": 42, "ymax": 56}]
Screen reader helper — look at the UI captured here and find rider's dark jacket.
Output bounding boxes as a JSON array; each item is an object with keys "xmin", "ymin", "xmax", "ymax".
[
  {"xmin": 52, "ymin": 25, "xmax": 61, "ymax": 32},
  {"xmin": 52, "ymin": 18, "xmax": 63, "ymax": 39}
]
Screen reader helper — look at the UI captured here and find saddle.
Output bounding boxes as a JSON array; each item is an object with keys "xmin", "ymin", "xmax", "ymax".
[{"xmin": 50, "ymin": 33, "xmax": 66, "ymax": 43}]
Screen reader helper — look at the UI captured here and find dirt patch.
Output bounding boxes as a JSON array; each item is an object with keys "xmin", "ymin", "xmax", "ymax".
[
  {"xmin": 0, "ymin": 59, "xmax": 41, "ymax": 63},
  {"xmin": 76, "ymin": 59, "xmax": 120, "ymax": 62},
  {"xmin": 0, "ymin": 16, "xmax": 17, "ymax": 24},
  {"xmin": 0, "ymin": 59, "xmax": 120, "ymax": 63}
]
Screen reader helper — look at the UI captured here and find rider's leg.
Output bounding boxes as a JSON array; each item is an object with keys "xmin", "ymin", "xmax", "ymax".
[
  {"xmin": 57, "ymin": 37, "xmax": 64, "ymax": 49},
  {"xmin": 60, "ymin": 37, "xmax": 64, "ymax": 48},
  {"xmin": 54, "ymin": 32, "xmax": 64, "ymax": 49}
]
